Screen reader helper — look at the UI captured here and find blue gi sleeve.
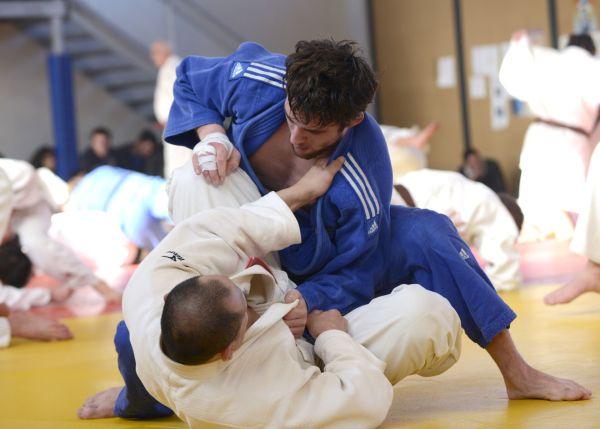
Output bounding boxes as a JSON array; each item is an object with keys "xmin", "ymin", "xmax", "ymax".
[{"xmin": 164, "ymin": 42, "xmax": 286, "ymax": 148}]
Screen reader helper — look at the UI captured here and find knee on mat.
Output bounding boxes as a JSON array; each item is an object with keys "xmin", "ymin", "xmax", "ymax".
[
  {"xmin": 414, "ymin": 288, "xmax": 462, "ymax": 376},
  {"xmin": 393, "ymin": 285, "xmax": 462, "ymax": 375}
]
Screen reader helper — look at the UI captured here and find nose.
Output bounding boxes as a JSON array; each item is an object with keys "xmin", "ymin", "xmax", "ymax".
[{"xmin": 289, "ymin": 124, "xmax": 305, "ymax": 144}]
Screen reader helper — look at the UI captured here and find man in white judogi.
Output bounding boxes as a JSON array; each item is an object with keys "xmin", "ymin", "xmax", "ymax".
[
  {"xmin": 79, "ymin": 158, "xmax": 462, "ymax": 428},
  {"xmin": 545, "ymin": 143, "xmax": 600, "ymax": 304},
  {"xmin": 0, "ymin": 159, "xmax": 119, "ymax": 303},
  {"xmin": 392, "ymin": 169, "xmax": 522, "ymax": 291},
  {"xmin": 0, "ymin": 167, "xmax": 72, "ymax": 347},
  {"xmin": 150, "ymin": 41, "xmax": 192, "ymax": 178},
  {"xmin": 499, "ymin": 30, "xmax": 600, "ymax": 240}
]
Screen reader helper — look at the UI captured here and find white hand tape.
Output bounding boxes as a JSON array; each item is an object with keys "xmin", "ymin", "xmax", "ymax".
[{"xmin": 193, "ymin": 132, "xmax": 234, "ymax": 172}]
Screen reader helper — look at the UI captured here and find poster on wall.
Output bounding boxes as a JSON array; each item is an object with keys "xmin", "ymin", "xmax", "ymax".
[{"xmin": 436, "ymin": 56, "xmax": 456, "ymax": 88}]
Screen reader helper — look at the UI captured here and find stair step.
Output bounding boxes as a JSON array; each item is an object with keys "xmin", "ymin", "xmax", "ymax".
[
  {"xmin": 112, "ymin": 86, "xmax": 155, "ymax": 103},
  {"xmin": 94, "ymin": 70, "xmax": 155, "ymax": 88},
  {"xmin": 24, "ymin": 20, "xmax": 87, "ymax": 40},
  {"xmin": 74, "ymin": 54, "xmax": 134, "ymax": 73},
  {"xmin": 65, "ymin": 38, "xmax": 110, "ymax": 57}
]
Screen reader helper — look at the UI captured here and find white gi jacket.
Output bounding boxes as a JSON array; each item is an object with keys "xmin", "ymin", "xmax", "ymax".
[
  {"xmin": 1, "ymin": 162, "xmax": 52, "ymax": 347},
  {"xmin": 499, "ymin": 35, "xmax": 600, "ymax": 234},
  {"xmin": 394, "ymin": 169, "xmax": 521, "ymax": 291},
  {"xmin": 0, "ymin": 159, "xmax": 99, "ymax": 290},
  {"xmin": 123, "ymin": 192, "xmax": 393, "ymax": 429}
]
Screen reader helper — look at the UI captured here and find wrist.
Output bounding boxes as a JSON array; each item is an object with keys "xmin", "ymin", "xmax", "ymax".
[
  {"xmin": 196, "ymin": 124, "xmax": 226, "ymax": 140},
  {"xmin": 277, "ymin": 188, "xmax": 304, "ymax": 212}
]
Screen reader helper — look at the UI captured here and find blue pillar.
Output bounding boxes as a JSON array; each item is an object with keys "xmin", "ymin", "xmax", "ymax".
[{"xmin": 47, "ymin": 53, "xmax": 79, "ymax": 179}]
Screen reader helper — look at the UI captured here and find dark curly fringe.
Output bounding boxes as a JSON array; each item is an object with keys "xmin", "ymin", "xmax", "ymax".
[{"xmin": 285, "ymin": 39, "xmax": 378, "ymax": 128}]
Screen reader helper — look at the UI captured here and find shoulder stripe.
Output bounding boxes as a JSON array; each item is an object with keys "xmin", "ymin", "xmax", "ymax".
[
  {"xmin": 246, "ymin": 66, "xmax": 284, "ymax": 82},
  {"xmin": 347, "ymin": 153, "xmax": 380, "ymax": 215},
  {"xmin": 243, "ymin": 72, "xmax": 284, "ymax": 89},
  {"xmin": 343, "ymin": 163, "xmax": 376, "ymax": 218},
  {"xmin": 340, "ymin": 168, "xmax": 371, "ymax": 219},
  {"xmin": 250, "ymin": 62, "xmax": 285, "ymax": 74}
]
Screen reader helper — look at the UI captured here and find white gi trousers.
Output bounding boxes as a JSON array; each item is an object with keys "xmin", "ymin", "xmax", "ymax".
[
  {"xmin": 570, "ymin": 144, "xmax": 600, "ymax": 262},
  {"xmin": 167, "ymin": 162, "xmax": 462, "ymax": 384}
]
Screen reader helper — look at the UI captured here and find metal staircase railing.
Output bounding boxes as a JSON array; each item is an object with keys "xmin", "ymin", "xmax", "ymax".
[{"xmin": 9, "ymin": 0, "xmax": 157, "ymax": 120}]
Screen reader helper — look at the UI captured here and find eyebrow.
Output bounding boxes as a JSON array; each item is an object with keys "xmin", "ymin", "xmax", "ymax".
[{"xmin": 285, "ymin": 110, "xmax": 324, "ymax": 133}]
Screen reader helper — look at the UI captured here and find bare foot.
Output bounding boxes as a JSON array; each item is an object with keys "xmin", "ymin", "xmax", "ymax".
[
  {"xmin": 487, "ymin": 329, "xmax": 591, "ymax": 401},
  {"xmin": 8, "ymin": 311, "xmax": 73, "ymax": 341},
  {"xmin": 396, "ymin": 121, "xmax": 440, "ymax": 150},
  {"xmin": 544, "ymin": 260, "xmax": 600, "ymax": 305},
  {"xmin": 51, "ymin": 285, "xmax": 73, "ymax": 303},
  {"xmin": 505, "ymin": 364, "xmax": 592, "ymax": 401},
  {"xmin": 77, "ymin": 386, "xmax": 121, "ymax": 419},
  {"xmin": 0, "ymin": 303, "xmax": 9, "ymax": 317}
]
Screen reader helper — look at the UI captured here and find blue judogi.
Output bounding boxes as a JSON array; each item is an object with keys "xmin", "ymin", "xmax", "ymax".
[
  {"xmin": 69, "ymin": 166, "xmax": 169, "ymax": 250},
  {"xmin": 164, "ymin": 41, "xmax": 515, "ymax": 343}
]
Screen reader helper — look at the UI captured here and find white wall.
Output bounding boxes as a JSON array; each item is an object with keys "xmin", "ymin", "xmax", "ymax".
[{"xmin": 0, "ymin": 23, "xmax": 152, "ymax": 161}]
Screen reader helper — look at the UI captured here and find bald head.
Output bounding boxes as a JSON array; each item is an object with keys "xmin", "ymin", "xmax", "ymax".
[
  {"xmin": 160, "ymin": 275, "xmax": 246, "ymax": 365},
  {"xmin": 150, "ymin": 41, "xmax": 172, "ymax": 68}
]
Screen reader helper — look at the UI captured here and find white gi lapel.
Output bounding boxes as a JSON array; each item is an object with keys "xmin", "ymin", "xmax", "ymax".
[{"xmin": 229, "ymin": 265, "xmax": 289, "ymax": 315}]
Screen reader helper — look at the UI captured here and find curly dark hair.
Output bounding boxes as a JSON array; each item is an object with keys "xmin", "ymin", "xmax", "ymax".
[
  {"xmin": 0, "ymin": 235, "xmax": 33, "ymax": 288},
  {"xmin": 285, "ymin": 39, "xmax": 378, "ymax": 128}
]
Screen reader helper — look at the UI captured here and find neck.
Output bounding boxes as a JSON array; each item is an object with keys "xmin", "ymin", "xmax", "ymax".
[{"xmin": 247, "ymin": 306, "xmax": 259, "ymax": 328}]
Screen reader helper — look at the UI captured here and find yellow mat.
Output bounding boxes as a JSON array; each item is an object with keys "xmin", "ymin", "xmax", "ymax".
[{"xmin": 0, "ymin": 284, "xmax": 598, "ymax": 429}]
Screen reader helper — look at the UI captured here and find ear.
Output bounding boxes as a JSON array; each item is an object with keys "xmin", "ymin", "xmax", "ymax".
[
  {"xmin": 348, "ymin": 112, "xmax": 365, "ymax": 128},
  {"xmin": 220, "ymin": 343, "xmax": 235, "ymax": 361}
]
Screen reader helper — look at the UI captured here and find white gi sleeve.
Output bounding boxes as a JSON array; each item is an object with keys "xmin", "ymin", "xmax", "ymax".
[
  {"xmin": 0, "ymin": 283, "xmax": 51, "ymax": 311},
  {"xmin": 499, "ymin": 35, "xmax": 537, "ymax": 101},
  {"xmin": 166, "ymin": 191, "xmax": 301, "ymax": 275},
  {"xmin": 274, "ymin": 330, "xmax": 393, "ymax": 429}
]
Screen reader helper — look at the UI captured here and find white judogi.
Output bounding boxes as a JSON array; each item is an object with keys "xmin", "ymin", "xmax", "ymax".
[
  {"xmin": 1, "ymin": 164, "xmax": 52, "ymax": 348},
  {"xmin": 0, "ymin": 159, "xmax": 100, "ymax": 290},
  {"xmin": 571, "ymin": 144, "xmax": 600, "ymax": 262},
  {"xmin": 380, "ymin": 124, "xmax": 428, "ymax": 180},
  {"xmin": 394, "ymin": 169, "xmax": 521, "ymax": 291},
  {"xmin": 499, "ymin": 35, "xmax": 600, "ymax": 239},
  {"xmin": 154, "ymin": 54, "xmax": 192, "ymax": 178},
  {"xmin": 124, "ymin": 163, "xmax": 461, "ymax": 429}
]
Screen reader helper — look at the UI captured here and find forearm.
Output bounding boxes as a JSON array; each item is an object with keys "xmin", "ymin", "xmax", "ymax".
[
  {"xmin": 276, "ymin": 187, "xmax": 316, "ymax": 212},
  {"xmin": 0, "ymin": 285, "xmax": 51, "ymax": 311},
  {"xmin": 280, "ymin": 330, "xmax": 392, "ymax": 429}
]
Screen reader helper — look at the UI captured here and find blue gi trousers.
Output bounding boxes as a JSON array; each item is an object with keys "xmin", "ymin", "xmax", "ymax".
[
  {"xmin": 384, "ymin": 206, "xmax": 516, "ymax": 347},
  {"xmin": 113, "ymin": 320, "xmax": 173, "ymax": 418}
]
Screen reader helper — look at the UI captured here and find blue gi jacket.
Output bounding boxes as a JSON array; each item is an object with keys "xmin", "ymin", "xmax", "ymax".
[{"xmin": 165, "ymin": 42, "xmax": 394, "ymax": 314}]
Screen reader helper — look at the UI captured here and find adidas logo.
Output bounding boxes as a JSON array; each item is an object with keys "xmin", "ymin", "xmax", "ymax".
[
  {"xmin": 231, "ymin": 62, "xmax": 244, "ymax": 78},
  {"xmin": 368, "ymin": 220, "xmax": 378, "ymax": 235},
  {"xmin": 459, "ymin": 248, "xmax": 469, "ymax": 260}
]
